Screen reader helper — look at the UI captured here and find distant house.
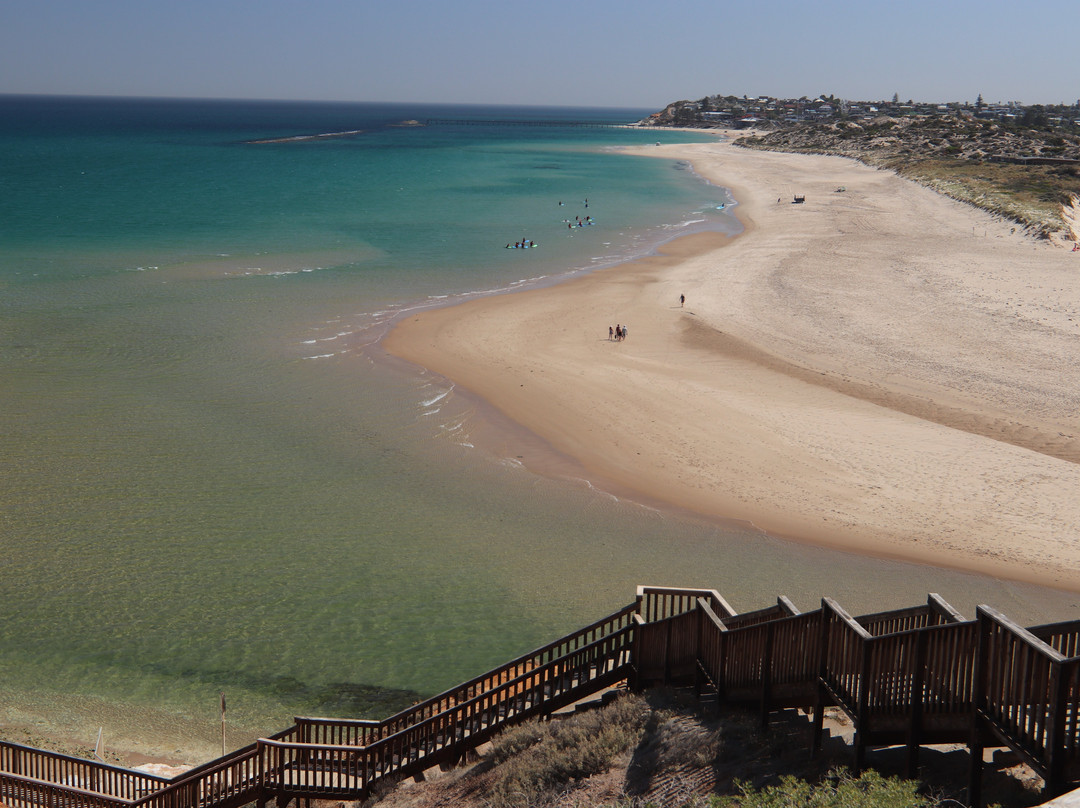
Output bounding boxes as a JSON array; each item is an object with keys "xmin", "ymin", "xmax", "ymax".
[{"xmin": 700, "ymin": 111, "xmax": 734, "ymax": 123}]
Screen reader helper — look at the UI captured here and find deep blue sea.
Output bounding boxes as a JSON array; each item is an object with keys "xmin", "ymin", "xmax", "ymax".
[{"xmin": 1, "ymin": 96, "xmax": 1074, "ymax": 762}]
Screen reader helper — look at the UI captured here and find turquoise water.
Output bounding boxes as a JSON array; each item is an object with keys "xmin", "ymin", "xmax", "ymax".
[{"xmin": 2, "ymin": 96, "xmax": 1077, "ymax": 762}]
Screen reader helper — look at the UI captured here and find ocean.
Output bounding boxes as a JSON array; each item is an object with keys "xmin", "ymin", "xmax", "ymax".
[{"xmin": 1, "ymin": 95, "xmax": 1075, "ymax": 762}]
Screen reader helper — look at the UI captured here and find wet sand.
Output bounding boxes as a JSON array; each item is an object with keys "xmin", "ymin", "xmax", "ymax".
[{"xmin": 384, "ymin": 138, "xmax": 1080, "ymax": 590}]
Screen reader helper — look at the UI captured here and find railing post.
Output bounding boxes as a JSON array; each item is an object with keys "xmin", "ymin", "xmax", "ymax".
[
  {"xmin": 906, "ymin": 626, "xmax": 930, "ymax": 777},
  {"xmin": 854, "ymin": 636, "xmax": 872, "ymax": 773},
  {"xmin": 811, "ymin": 601, "xmax": 831, "ymax": 757},
  {"xmin": 715, "ymin": 620, "xmax": 728, "ymax": 712},
  {"xmin": 663, "ymin": 618, "xmax": 673, "ymax": 686},
  {"xmin": 968, "ymin": 607, "xmax": 991, "ymax": 808},
  {"xmin": 299, "ymin": 721, "xmax": 310, "ymax": 770},
  {"xmin": 761, "ymin": 621, "xmax": 775, "ymax": 729},
  {"xmin": 1046, "ymin": 659, "xmax": 1070, "ymax": 796},
  {"xmin": 629, "ymin": 617, "xmax": 642, "ymax": 692},
  {"xmin": 257, "ymin": 739, "xmax": 266, "ymax": 797},
  {"xmin": 693, "ymin": 606, "xmax": 704, "ymax": 699}
]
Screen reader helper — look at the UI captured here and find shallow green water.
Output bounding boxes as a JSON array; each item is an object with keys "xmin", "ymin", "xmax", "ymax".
[{"xmin": 2, "ymin": 97, "xmax": 1076, "ymax": 763}]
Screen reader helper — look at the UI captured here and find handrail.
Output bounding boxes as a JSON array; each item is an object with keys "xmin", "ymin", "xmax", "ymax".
[
  {"xmin": 824, "ymin": 598, "xmax": 872, "ymax": 639},
  {"xmin": 0, "ymin": 740, "xmax": 170, "ymax": 782},
  {"xmin": 0, "ymin": 739, "xmax": 167, "ymax": 799},
  {"xmin": 636, "ymin": 585, "xmax": 735, "ymax": 622},
  {"xmin": 118, "ymin": 609, "xmax": 635, "ymax": 808},
  {"xmin": 696, "ymin": 598, "xmax": 728, "ymax": 632},
  {"xmin": 855, "ymin": 595, "xmax": 964, "ymax": 636},
  {"xmin": 979, "ymin": 605, "xmax": 1066, "ymax": 663},
  {"xmin": 368, "ymin": 603, "xmax": 637, "ymax": 740},
  {"xmin": 167, "ymin": 740, "xmax": 259, "ymax": 783},
  {"xmin": 777, "ymin": 595, "xmax": 800, "ymax": 616},
  {"xmin": 10, "ymin": 589, "xmax": 1080, "ymax": 808},
  {"xmin": 130, "ymin": 745, "xmax": 261, "ymax": 808},
  {"xmin": 258, "ymin": 738, "xmax": 361, "ymax": 752},
  {"xmin": 1027, "ymin": 617, "xmax": 1080, "ymax": 659},
  {"xmin": 293, "ymin": 716, "xmax": 380, "ymax": 727},
  {"xmin": 929, "ymin": 593, "xmax": 967, "ymax": 624},
  {"xmin": 257, "ymin": 623, "xmax": 637, "ymax": 795},
  {"xmin": 0, "ymin": 769, "xmax": 137, "ymax": 808},
  {"xmin": 292, "ymin": 717, "xmax": 381, "ymax": 748},
  {"xmin": 721, "ymin": 597, "xmax": 799, "ymax": 630},
  {"xmin": 820, "ymin": 598, "xmax": 872, "ymax": 720}
]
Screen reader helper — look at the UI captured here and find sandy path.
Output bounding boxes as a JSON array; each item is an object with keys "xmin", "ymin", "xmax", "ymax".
[{"xmin": 384, "ymin": 138, "xmax": 1080, "ymax": 590}]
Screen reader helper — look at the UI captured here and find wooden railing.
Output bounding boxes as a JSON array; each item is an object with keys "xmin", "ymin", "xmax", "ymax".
[
  {"xmin": 132, "ymin": 744, "xmax": 261, "ymax": 808},
  {"xmin": 815, "ymin": 602, "xmax": 978, "ymax": 772},
  {"xmin": 258, "ymin": 614, "xmax": 638, "ymax": 801},
  {"xmin": 721, "ymin": 596, "xmax": 800, "ymax": 631},
  {"xmin": 0, "ymin": 743, "xmax": 166, "ymax": 802},
  {"xmin": 1, "ymin": 603, "xmax": 637, "ymax": 808},
  {"xmin": 631, "ymin": 592, "xmax": 1080, "ymax": 803},
  {"xmin": 635, "ymin": 585, "xmax": 735, "ymax": 623},
  {"xmin": 0, "ymin": 771, "xmax": 138, "ymax": 808},
  {"xmin": 855, "ymin": 593, "xmax": 966, "ymax": 635},
  {"xmin": 694, "ymin": 599, "xmax": 822, "ymax": 724},
  {"xmin": 7, "ymin": 589, "xmax": 1080, "ymax": 808},
  {"xmin": 819, "ymin": 597, "xmax": 873, "ymax": 723},
  {"xmin": 1029, "ymin": 618, "xmax": 1080, "ymax": 659},
  {"xmin": 971, "ymin": 605, "xmax": 1080, "ymax": 802},
  {"xmin": 288, "ymin": 602, "xmax": 639, "ymax": 751}
]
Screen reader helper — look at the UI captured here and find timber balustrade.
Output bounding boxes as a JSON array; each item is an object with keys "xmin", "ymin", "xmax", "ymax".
[
  {"xmin": 6, "ymin": 586, "xmax": 1080, "ymax": 808},
  {"xmin": 0, "ymin": 742, "xmax": 167, "ymax": 801}
]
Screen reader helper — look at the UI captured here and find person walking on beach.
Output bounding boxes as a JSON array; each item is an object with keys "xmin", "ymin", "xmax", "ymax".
[
  {"xmin": 609, "ymin": 325, "xmax": 614, "ymax": 341},
  {"xmin": 621, "ymin": 323, "xmax": 628, "ymax": 340},
  {"xmin": 615, "ymin": 324, "xmax": 622, "ymax": 341},
  {"xmin": 680, "ymin": 293, "xmax": 685, "ymax": 307}
]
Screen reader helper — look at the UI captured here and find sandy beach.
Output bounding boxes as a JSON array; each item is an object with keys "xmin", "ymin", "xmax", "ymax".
[{"xmin": 383, "ymin": 137, "xmax": 1080, "ymax": 590}]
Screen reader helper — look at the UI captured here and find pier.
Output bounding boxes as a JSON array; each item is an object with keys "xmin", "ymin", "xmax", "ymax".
[{"xmin": 424, "ymin": 118, "xmax": 634, "ymax": 128}]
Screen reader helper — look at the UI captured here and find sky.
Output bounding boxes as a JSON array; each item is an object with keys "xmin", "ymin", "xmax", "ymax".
[{"xmin": 1, "ymin": 0, "xmax": 1076, "ymax": 110}]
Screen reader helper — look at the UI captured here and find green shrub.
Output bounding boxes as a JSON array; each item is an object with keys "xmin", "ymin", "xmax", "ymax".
[
  {"xmin": 710, "ymin": 769, "xmax": 939, "ymax": 808},
  {"xmin": 489, "ymin": 694, "xmax": 651, "ymax": 807},
  {"xmin": 492, "ymin": 720, "xmax": 548, "ymax": 764}
]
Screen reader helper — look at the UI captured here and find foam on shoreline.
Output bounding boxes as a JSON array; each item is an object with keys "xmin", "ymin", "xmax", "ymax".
[{"xmin": 384, "ymin": 138, "xmax": 1080, "ymax": 591}]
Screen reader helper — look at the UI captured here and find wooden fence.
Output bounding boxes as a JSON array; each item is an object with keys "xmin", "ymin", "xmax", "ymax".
[{"xmin": 5, "ymin": 587, "xmax": 1080, "ymax": 808}]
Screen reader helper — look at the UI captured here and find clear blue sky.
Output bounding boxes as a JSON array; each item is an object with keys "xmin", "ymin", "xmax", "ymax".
[{"xmin": 1, "ymin": 0, "xmax": 1076, "ymax": 109}]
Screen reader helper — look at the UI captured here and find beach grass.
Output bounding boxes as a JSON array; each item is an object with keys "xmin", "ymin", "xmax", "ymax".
[
  {"xmin": 737, "ymin": 119, "xmax": 1080, "ymax": 237},
  {"xmin": 879, "ymin": 157, "xmax": 1076, "ymax": 236}
]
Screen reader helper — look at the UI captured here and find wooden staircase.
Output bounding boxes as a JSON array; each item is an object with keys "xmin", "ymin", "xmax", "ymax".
[{"xmin": 5, "ymin": 586, "xmax": 1080, "ymax": 808}]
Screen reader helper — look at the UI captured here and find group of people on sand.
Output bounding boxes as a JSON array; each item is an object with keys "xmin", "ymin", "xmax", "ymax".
[{"xmin": 608, "ymin": 323, "xmax": 628, "ymax": 341}]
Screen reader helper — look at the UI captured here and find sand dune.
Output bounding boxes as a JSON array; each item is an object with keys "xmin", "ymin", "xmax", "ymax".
[{"xmin": 384, "ymin": 138, "xmax": 1080, "ymax": 590}]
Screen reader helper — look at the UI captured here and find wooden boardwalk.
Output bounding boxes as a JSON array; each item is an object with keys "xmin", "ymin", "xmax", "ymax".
[{"xmin": 4, "ymin": 586, "xmax": 1080, "ymax": 808}]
